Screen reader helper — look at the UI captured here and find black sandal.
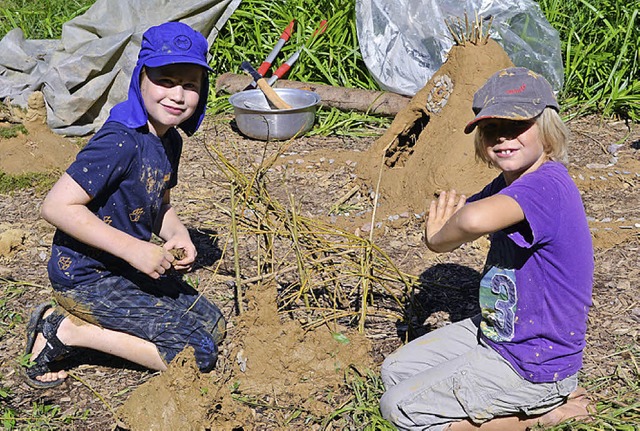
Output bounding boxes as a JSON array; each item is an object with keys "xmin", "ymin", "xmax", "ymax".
[{"xmin": 23, "ymin": 302, "xmax": 73, "ymax": 389}]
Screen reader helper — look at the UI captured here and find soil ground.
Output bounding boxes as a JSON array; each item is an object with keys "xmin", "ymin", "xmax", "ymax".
[{"xmin": 1, "ymin": 87, "xmax": 639, "ymax": 429}]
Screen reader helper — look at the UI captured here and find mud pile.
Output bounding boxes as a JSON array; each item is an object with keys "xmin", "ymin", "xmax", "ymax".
[
  {"xmin": 117, "ymin": 283, "xmax": 373, "ymax": 430},
  {"xmin": 0, "ymin": 92, "xmax": 79, "ymax": 175},
  {"xmin": 356, "ymin": 39, "xmax": 514, "ymax": 215}
]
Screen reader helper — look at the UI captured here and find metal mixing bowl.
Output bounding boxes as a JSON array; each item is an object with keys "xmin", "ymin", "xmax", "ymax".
[{"xmin": 229, "ymin": 88, "xmax": 321, "ymax": 141}]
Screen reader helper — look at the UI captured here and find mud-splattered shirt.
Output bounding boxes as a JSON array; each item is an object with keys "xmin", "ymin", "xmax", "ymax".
[
  {"xmin": 48, "ymin": 121, "xmax": 182, "ymax": 287},
  {"xmin": 468, "ymin": 161, "xmax": 593, "ymax": 383}
]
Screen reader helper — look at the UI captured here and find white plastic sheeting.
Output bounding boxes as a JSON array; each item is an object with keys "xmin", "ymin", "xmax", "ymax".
[
  {"xmin": 356, "ymin": 0, "xmax": 564, "ymax": 96},
  {"xmin": 0, "ymin": 0, "xmax": 241, "ymax": 136}
]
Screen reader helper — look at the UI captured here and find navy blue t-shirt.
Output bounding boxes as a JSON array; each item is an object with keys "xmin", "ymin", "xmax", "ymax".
[{"xmin": 47, "ymin": 122, "xmax": 182, "ymax": 287}]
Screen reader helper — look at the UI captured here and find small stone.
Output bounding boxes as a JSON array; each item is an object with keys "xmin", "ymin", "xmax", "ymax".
[
  {"xmin": 169, "ymin": 248, "xmax": 186, "ymax": 260},
  {"xmin": 608, "ymin": 143, "xmax": 624, "ymax": 154},
  {"xmin": 586, "ymin": 163, "xmax": 607, "ymax": 169}
]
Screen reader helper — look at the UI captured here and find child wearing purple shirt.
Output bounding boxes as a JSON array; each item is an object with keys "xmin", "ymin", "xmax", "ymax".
[{"xmin": 380, "ymin": 67, "xmax": 593, "ymax": 430}]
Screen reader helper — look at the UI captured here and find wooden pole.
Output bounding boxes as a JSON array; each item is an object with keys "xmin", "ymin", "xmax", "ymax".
[{"xmin": 215, "ymin": 73, "xmax": 411, "ymax": 117}]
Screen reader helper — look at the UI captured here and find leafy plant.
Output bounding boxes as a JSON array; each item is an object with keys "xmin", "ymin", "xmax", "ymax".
[
  {"xmin": 0, "ymin": 171, "xmax": 61, "ymax": 194},
  {"xmin": 0, "ymin": 124, "xmax": 27, "ymax": 139},
  {"xmin": 0, "ymin": 283, "xmax": 25, "ymax": 339},
  {"xmin": 0, "ymin": 0, "xmax": 93, "ymax": 39},
  {"xmin": 537, "ymin": 0, "xmax": 640, "ymax": 121},
  {"xmin": 0, "ymin": 403, "xmax": 90, "ymax": 430},
  {"xmin": 322, "ymin": 367, "xmax": 395, "ymax": 430}
]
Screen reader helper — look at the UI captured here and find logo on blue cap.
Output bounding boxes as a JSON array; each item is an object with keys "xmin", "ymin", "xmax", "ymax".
[{"xmin": 174, "ymin": 35, "xmax": 192, "ymax": 51}]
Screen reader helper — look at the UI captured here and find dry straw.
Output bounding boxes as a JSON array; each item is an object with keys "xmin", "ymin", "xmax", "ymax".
[
  {"xmin": 200, "ymin": 133, "xmax": 416, "ymax": 332},
  {"xmin": 445, "ymin": 12, "xmax": 493, "ymax": 46}
]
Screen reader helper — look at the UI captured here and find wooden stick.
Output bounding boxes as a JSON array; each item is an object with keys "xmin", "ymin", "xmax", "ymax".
[{"xmin": 216, "ymin": 73, "xmax": 411, "ymax": 116}]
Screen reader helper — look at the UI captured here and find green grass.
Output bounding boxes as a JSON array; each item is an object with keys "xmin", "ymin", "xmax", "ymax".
[
  {"xmin": 0, "ymin": 124, "xmax": 27, "ymax": 139},
  {"xmin": 321, "ymin": 367, "xmax": 395, "ymax": 430},
  {"xmin": 209, "ymin": 0, "xmax": 376, "ymax": 90},
  {"xmin": 0, "ymin": 403, "xmax": 90, "ymax": 431},
  {"xmin": 207, "ymin": 0, "xmax": 390, "ymax": 135},
  {"xmin": 537, "ymin": 0, "xmax": 640, "ymax": 121},
  {"xmin": 0, "ymin": 171, "xmax": 61, "ymax": 194},
  {"xmin": 0, "ymin": 0, "xmax": 92, "ymax": 39},
  {"xmin": 547, "ymin": 345, "xmax": 640, "ymax": 430}
]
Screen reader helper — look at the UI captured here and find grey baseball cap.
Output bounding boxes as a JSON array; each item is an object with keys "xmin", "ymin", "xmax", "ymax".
[{"xmin": 464, "ymin": 67, "xmax": 559, "ymax": 134}]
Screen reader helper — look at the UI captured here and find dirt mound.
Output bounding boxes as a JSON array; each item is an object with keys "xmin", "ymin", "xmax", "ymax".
[
  {"xmin": 117, "ymin": 347, "xmax": 217, "ymax": 431},
  {"xmin": 356, "ymin": 39, "xmax": 514, "ymax": 216},
  {"xmin": 0, "ymin": 92, "xmax": 79, "ymax": 175},
  {"xmin": 117, "ymin": 282, "xmax": 373, "ymax": 430}
]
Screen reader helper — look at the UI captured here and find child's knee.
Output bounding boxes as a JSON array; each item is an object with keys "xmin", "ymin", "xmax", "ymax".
[
  {"xmin": 159, "ymin": 331, "xmax": 220, "ymax": 372},
  {"xmin": 210, "ymin": 313, "xmax": 226, "ymax": 345},
  {"xmin": 379, "ymin": 389, "xmax": 397, "ymax": 420},
  {"xmin": 192, "ymin": 332, "xmax": 219, "ymax": 372},
  {"xmin": 380, "ymin": 387, "xmax": 409, "ymax": 428},
  {"xmin": 195, "ymin": 350, "xmax": 218, "ymax": 372},
  {"xmin": 380, "ymin": 354, "xmax": 403, "ymax": 387}
]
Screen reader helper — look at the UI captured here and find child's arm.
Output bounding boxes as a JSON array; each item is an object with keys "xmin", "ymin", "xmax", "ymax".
[
  {"xmin": 41, "ymin": 173, "xmax": 175, "ymax": 279},
  {"xmin": 425, "ymin": 190, "xmax": 525, "ymax": 253},
  {"xmin": 155, "ymin": 190, "xmax": 197, "ymax": 272}
]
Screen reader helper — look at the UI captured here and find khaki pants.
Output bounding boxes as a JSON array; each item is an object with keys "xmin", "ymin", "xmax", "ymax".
[{"xmin": 380, "ymin": 315, "xmax": 578, "ymax": 431}]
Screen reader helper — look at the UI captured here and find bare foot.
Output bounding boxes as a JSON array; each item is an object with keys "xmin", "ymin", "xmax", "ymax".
[
  {"xmin": 28, "ymin": 309, "xmax": 69, "ymax": 384},
  {"xmin": 446, "ymin": 388, "xmax": 594, "ymax": 431},
  {"xmin": 536, "ymin": 387, "xmax": 593, "ymax": 426}
]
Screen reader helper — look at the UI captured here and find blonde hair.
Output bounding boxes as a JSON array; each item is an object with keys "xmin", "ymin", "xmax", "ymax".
[{"xmin": 473, "ymin": 108, "xmax": 569, "ymax": 167}]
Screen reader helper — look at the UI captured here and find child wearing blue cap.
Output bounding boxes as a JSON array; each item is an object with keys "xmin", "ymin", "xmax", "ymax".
[
  {"xmin": 23, "ymin": 21, "xmax": 225, "ymax": 388},
  {"xmin": 380, "ymin": 68, "xmax": 594, "ymax": 430}
]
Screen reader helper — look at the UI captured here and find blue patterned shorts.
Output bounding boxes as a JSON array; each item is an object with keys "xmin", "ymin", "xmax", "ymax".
[{"xmin": 52, "ymin": 272, "xmax": 226, "ymax": 372}]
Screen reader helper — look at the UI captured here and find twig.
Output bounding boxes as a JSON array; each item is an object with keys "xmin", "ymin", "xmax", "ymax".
[
  {"xmin": 329, "ymin": 185, "xmax": 360, "ymax": 213},
  {"xmin": 67, "ymin": 371, "xmax": 119, "ymax": 419},
  {"xmin": 230, "ymin": 182, "xmax": 243, "ymax": 315}
]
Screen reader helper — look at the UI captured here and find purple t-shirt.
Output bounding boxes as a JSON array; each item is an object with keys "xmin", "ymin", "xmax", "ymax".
[
  {"xmin": 47, "ymin": 121, "xmax": 182, "ymax": 287},
  {"xmin": 469, "ymin": 162, "xmax": 593, "ymax": 383}
]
